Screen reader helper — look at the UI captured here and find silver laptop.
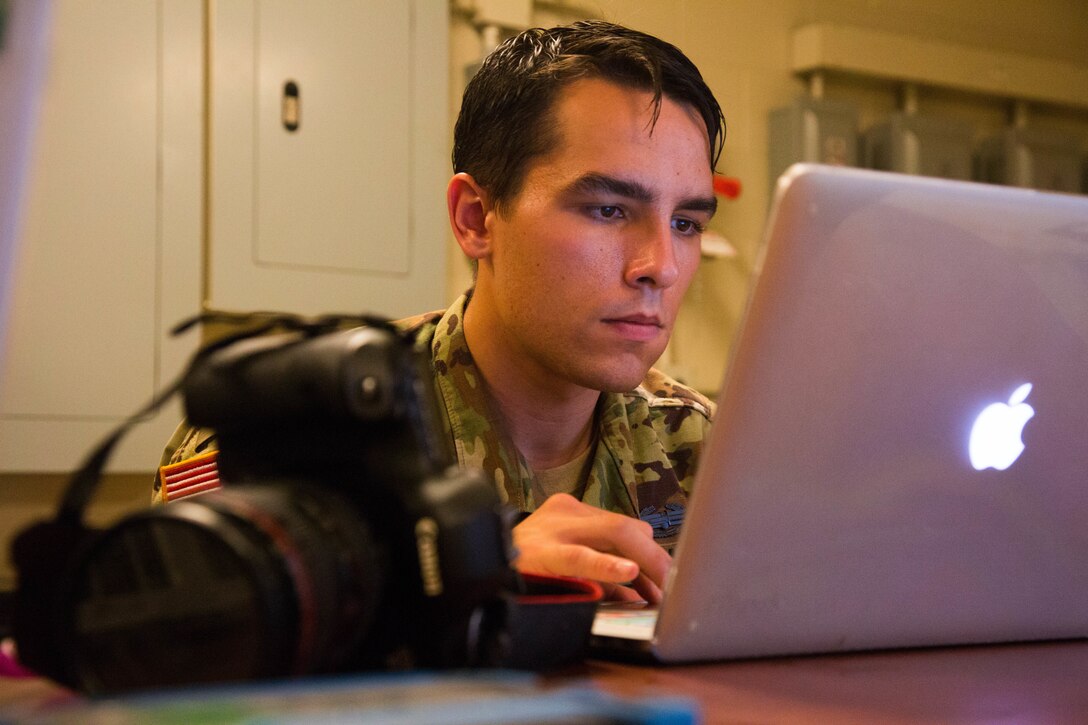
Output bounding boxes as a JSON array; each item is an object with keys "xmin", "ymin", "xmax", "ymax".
[{"xmin": 592, "ymin": 163, "xmax": 1088, "ymax": 662}]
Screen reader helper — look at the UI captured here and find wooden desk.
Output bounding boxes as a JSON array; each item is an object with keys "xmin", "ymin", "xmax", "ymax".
[
  {"xmin": 4, "ymin": 641, "xmax": 1086, "ymax": 722},
  {"xmin": 570, "ymin": 640, "xmax": 1088, "ymax": 724}
]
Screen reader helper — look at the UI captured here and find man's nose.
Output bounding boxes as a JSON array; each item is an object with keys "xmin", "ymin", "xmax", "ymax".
[{"xmin": 624, "ymin": 220, "xmax": 680, "ymax": 289}]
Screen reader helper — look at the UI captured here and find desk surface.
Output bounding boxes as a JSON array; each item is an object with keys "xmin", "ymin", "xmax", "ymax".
[
  {"xmin": 572, "ymin": 640, "xmax": 1088, "ymax": 724},
  {"xmin": 3, "ymin": 640, "xmax": 1086, "ymax": 723}
]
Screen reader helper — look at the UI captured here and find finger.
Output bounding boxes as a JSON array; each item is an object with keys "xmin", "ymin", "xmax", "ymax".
[
  {"xmin": 600, "ymin": 582, "xmax": 646, "ymax": 603},
  {"xmin": 626, "ymin": 571, "xmax": 663, "ymax": 605},
  {"xmin": 626, "ymin": 542, "xmax": 671, "ymax": 591},
  {"xmin": 593, "ymin": 523, "xmax": 671, "ymax": 590},
  {"xmin": 534, "ymin": 546, "xmax": 662, "ymax": 603},
  {"xmin": 518, "ymin": 543, "xmax": 639, "ymax": 584}
]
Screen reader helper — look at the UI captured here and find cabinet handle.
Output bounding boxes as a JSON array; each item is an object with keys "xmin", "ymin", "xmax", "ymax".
[{"xmin": 282, "ymin": 80, "xmax": 300, "ymax": 132}]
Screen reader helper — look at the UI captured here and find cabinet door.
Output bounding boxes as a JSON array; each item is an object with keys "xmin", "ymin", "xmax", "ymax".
[
  {"xmin": 207, "ymin": 0, "xmax": 449, "ymax": 317},
  {"xmin": 0, "ymin": 1, "xmax": 202, "ymax": 472}
]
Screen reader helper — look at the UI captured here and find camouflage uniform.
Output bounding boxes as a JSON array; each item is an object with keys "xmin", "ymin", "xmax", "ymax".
[{"xmin": 155, "ymin": 294, "xmax": 714, "ymax": 544}]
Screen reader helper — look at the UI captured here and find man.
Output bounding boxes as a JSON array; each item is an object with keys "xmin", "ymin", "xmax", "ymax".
[{"xmin": 156, "ymin": 20, "xmax": 725, "ymax": 603}]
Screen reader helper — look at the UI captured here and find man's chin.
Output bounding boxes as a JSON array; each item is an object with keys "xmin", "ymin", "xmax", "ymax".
[{"xmin": 576, "ymin": 361, "xmax": 657, "ymax": 394}]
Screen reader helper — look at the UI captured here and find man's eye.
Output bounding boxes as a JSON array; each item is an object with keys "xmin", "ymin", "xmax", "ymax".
[
  {"xmin": 591, "ymin": 205, "xmax": 623, "ymax": 220},
  {"xmin": 672, "ymin": 217, "xmax": 705, "ymax": 235}
]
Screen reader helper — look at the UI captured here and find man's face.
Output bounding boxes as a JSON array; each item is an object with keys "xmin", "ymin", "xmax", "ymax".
[{"xmin": 479, "ymin": 77, "xmax": 716, "ymax": 394}]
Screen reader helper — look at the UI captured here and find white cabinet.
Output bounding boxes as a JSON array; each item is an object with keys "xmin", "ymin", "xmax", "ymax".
[
  {"xmin": 0, "ymin": 1, "xmax": 449, "ymax": 472},
  {"xmin": 207, "ymin": 0, "xmax": 449, "ymax": 317},
  {"xmin": 0, "ymin": 1, "xmax": 202, "ymax": 472}
]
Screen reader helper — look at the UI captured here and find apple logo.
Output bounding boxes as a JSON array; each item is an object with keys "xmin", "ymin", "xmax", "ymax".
[{"xmin": 968, "ymin": 383, "xmax": 1035, "ymax": 471}]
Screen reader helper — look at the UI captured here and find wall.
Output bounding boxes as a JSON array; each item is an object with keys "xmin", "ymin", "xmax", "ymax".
[{"xmin": 447, "ymin": 0, "xmax": 1088, "ymax": 393}]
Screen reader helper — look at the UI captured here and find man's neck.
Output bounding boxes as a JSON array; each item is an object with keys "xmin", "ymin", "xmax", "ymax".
[{"xmin": 462, "ymin": 296, "xmax": 600, "ymax": 471}]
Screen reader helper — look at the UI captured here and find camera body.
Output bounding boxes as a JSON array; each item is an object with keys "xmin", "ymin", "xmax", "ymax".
[{"xmin": 13, "ymin": 325, "xmax": 515, "ymax": 694}]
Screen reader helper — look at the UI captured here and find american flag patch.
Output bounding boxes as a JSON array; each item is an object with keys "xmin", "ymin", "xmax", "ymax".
[{"xmin": 160, "ymin": 450, "xmax": 221, "ymax": 502}]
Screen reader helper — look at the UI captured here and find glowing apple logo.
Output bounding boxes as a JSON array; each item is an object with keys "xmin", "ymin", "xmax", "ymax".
[{"xmin": 968, "ymin": 383, "xmax": 1035, "ymax": 471}]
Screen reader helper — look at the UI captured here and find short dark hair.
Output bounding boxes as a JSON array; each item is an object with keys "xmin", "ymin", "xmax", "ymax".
[{"xmin": 452, "ymin": 20, "xmax": 726, "ymax": 212}]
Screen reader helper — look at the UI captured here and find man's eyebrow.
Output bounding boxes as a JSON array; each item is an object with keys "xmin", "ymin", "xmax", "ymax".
[
  {"xmin": 566, "ymin": 172, "xmax": 718, "ymax": 217},
  {"xmin": 567, "ymin": 173, "xmax": 654, "ymax": 203},
  {"xmin": 681, "ymin": 195, "xmax": 718, "ymax": 217}
]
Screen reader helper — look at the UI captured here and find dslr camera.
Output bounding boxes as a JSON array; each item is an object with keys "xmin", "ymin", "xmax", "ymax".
[{"xmin": 12, "ymin": 321, "xmax": 517, "ymax": 694}]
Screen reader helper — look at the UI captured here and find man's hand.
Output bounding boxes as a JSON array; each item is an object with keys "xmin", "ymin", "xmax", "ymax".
[{"xmin": 511, "ymin": 493, "xmax": 671, "ymax": 603}]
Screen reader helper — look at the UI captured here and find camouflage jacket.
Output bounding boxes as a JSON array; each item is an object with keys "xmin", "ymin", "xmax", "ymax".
[{"xmin": 155, "ymin": 295, "xmax": 714, "ymax": 542}]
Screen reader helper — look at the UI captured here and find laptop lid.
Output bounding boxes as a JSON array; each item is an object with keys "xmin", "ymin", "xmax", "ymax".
[{"xmin": 598, "ymin": 163, "xmax": 1088, "ymax": 662}]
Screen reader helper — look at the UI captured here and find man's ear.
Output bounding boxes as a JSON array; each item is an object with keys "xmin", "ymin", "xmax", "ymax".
[{"xmin": 447, "ymin": 172, "xmax": 493, "ymax": 260}]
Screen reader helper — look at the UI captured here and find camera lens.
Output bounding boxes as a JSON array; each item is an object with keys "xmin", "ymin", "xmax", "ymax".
[{"xmin": 63, "ymin": 484, "xmax": 386, "ymax": 694}]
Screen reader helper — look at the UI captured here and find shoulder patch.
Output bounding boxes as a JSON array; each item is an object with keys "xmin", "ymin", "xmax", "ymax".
[{"xmin": 160, "ymin": 450, "xmax": 221, "ymax": 502}]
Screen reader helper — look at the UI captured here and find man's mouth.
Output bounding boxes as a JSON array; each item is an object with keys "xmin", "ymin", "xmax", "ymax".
[{"xmin": 602, "ymin": 314, "xmax": 664, "ymax": 342}]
